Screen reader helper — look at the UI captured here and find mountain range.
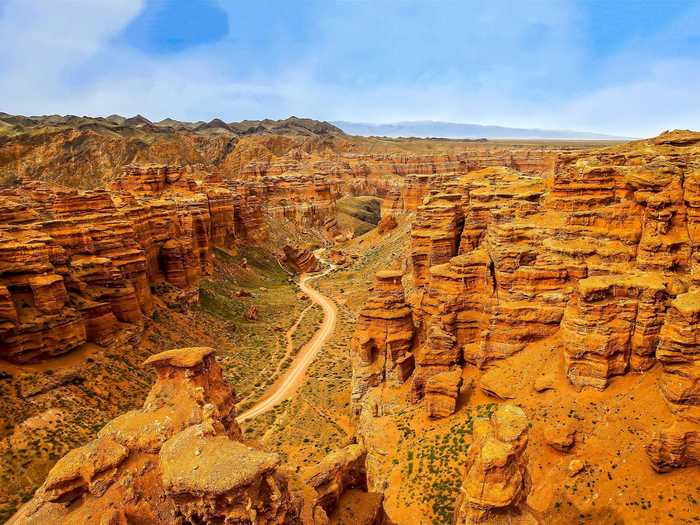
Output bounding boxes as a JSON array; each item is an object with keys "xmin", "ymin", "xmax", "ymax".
[{"xmin": 332, "ymin": 120, "xmax": 630, "ymax": 140}]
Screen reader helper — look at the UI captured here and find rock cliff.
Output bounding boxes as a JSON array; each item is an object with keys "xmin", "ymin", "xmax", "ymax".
[
  {"xmin": 9, "ymin": 347, "xmax": 377, "ymax": 524},
  {"xmin": 350, "ymin": 271, "xmax": 415, "ymax": 413},
  {"xmin": 284, "ymin": 245, "xmax": 322, "ymax": 274},
  {"xmin": 398, "ymin": 131, "xmax": 700, "ymax": 404},
  {"xmin": 347, "ymin": 132, "xmax": 700, "ymax": 525},
  {"xmin": 0, "ymin": 165, "xmax": 237, "ymax": 363}
]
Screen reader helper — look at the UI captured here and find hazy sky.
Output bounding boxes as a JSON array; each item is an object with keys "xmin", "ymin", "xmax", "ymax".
[{"xmin": 1, "ymin": 0, "xmax": 699, "ymax": 136}]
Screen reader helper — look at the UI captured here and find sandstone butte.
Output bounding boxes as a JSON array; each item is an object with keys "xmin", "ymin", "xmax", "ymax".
[{"xmin": 2, "ymin": 119, "xmax": 700, "ymax": 524}]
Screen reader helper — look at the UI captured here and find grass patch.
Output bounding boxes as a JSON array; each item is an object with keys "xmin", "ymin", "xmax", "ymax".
[{"xmin": 336, "ymin": 195, "xmax": 382, "ymax": 236}]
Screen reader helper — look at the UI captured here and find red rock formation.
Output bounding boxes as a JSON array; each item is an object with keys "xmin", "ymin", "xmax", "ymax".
[
  {"xmin": 228, "ymin": 182, "xmax": 268, "ymax": 241},
  {"xmin": 160, "ymin": 238, "xmax": 200, "ymax": 288},
  {"xmin": 424, "ymin": 368, "xmax": 462, "ymax": 419},
  {"xmin": 417, "ymin": 252, "xmax": 493, "ymax": 357},
  {"xmin": 411, "ymin": 194, "xmax": 464, "ymax": 287},
  {"xmin": 453, "ymin": 405, "xmax": 536, "ymax": 524},
  {"xmin": 410, "ymin": 323, "xmax": 461, "ymax": 403},
  {"xmin": 401, "ymin": 132, "xmax": 700, "ymax": 386},
  {"xmin": 302, "ymin": 444, "xmax": 367, "ymax": 516},
  {"xmin": 380, "ymin": 187, "xmax": 402, "ymax": 217},
  {"xmin": 284, "ymin": 245, "xmax": 322, "ymax": 273},
  {"xmin": 0, "ymin": 164, "xmax": 239, "ymax": 363},
  {"xmin": 7, "ymin": 347, "xmax": 297, "ymax": 524},
  {"xmin": 111, "ymin": 164, "xmax": 197, "ymax": 194},
  {"xmin": 10, "ymin": 346, "xmax": 378, "ymax": 524},
  {"xmin": 351, "ymin": 270, "xmax": 415, "ymax": 413},
  {"xmin": 402, "ymin": 174, "xmax": 433, "ymax": 211},
  {"xmin": 646, "ymin": 421, "xmax": 700, "ymax": 473},
  {"xmin": 377, "ymin": 214, "xmax": 397, "ymax": 235},
  {"xmin": 562, "ymin": 273, "xmax": 670, "ymax": 389},
  {"xmin": 206, "ymin": 187, "xmax": 236, "ymax": 249},
  {"xmin": 647, "ymin": 291, "xmax": 700, "ymax": 471},
  {"xmin": 657, "ymin": 291, "xmax": 700, "ymax": 420}
]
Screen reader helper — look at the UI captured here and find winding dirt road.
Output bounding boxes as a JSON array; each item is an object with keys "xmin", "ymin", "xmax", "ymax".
[{"xmin": 237, "ymin": 267, "xmax": 336, "ymax": 422}]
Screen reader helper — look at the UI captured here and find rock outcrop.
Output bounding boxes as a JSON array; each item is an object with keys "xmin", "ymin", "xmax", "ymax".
[
  {"xmin": 284, "ymin": 245, "xmax": 322, "ymax": 274},
  {"xmin": 351, "ymin": 271, "xmax": 415, "ymax": 413},
  {"xmin": 562, "ymin": 272, "xmax": 669, "ymax": 389},
  {"xmin": 401, "ymin": 132, "xmax": 700, "ymax": 388},
  {"xmin": 410, "ymin": 194, "xmax": 464, "ymax": 287},
  {"xmin": 453, "ymin": 405, "xmax": 536, "ymax": 525},
  {"xmin": 377, "ymin": 214, "xmax": 398, "ymax": 235},
  {"xmin": 647, "ymin": 291, "xmax": 700, "ymax": 471},
  {"xmin": 417, "ymin": 252, "xmax": 493, "ymax": 363},
  {"xmin": 424, "ymin": 369, "xmax": 463, "ymax": 419},
  {"xmin": 9, "ymin": 347, "xmax": 379, "ymax": 524},
  {"xmin": 8, "ymin": 347, "xmax": 300, "ymax": 524},
  {"xmin": 302, "ymin": 444, "xmax": 368, "ymax": 516}
]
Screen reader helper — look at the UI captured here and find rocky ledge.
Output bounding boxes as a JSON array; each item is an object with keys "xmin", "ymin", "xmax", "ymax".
[{"xmin": 9, "ymin": 347, "xmax": 378, "ymax": 524}]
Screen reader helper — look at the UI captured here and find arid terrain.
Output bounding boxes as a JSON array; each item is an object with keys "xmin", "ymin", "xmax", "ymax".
[{"xmin": 1, "ymin": 113, "xmax": 700, "ymax": 524}]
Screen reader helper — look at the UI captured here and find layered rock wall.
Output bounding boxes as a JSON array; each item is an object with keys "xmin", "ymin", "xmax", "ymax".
[
  {"xmin": 384, "ymin": 131, "xmax": 700, "ymax": 474},
  {"xmin": 647, "ymin": 291, "xmax": 700, "ymax": 471},
  {"xmin": 350, "ymin": 271, "xmax": 415, "ymax": 413},
  {"xmin": 284, "ymin": 245, "xmax": 322, "ymax": 274},
  {"xmin": 0, "ymin": 165, "xmax": 237, "ymax": 363},
  {"xmin": 407, "ymin": 133, "xmax": 700, "ymax": 380}
]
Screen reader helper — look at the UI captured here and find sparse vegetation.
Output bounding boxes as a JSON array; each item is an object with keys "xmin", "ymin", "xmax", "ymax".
[
  {"xmin": 400, "ymin": 404, "xmax": 495, "ymax": 525},
  {"xmin": 336, "ymin": 195, "xmax": 383, "ymax": 236}
]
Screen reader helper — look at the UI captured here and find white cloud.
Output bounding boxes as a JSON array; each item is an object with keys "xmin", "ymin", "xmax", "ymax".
[
  {"xmin": 562, "ymin": 59, "xmax": 700, "ymax": 137},
  {"xmin": 0, "ymin": 0, "xmax": 144, "ymax": 115}
]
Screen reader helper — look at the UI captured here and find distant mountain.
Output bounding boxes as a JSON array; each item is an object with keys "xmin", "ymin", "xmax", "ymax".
[
  {"xmin": 333, "ymin": 120, "xmax": 630, "ymax": 140},
  {"xmin": 0, "ymin": 112, "xmax": 344, "ymax": 138}
]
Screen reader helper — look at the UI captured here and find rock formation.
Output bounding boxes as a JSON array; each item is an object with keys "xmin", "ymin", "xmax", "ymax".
[
  {"xmin": 351, "ymin": 271, "xmax": 415, "ymax": 413},
  {"xmin": 377, "ymin": 214, "xmax": 397, "ymax": 235},
  {"xmin": 401, "ymin": 132, "xmax": 700, "ymax": 386},
  {"xmin": 9, "ymin": 347, "xmax": 378, "ymax": 524},
  {"xmin": 8, "ymin": 347, "xmax": 301, "ymax": 524},
  {"xmin": 452, "ymin": 405, "xmax": 536, "ymax": 525},
  {"xmin": 0, "ymin": 164, "xmax": 239, "ymax": 363},
  {"xmin": 302, "ymin": 444, "xmax": 367, "ymax": 516},
  {"xmin": 562, "ymin": 272, "xmax": 669, "ymax": 389},
  {"xmin": 416, "ymin": 252, "xmax": 493, "ymax": 364},
  {"xmin": 410, "ymin": 194, "xmax": 464, "ymax": 287},
  {"xmin": 284, "ymin": 245, "xmax": 322, "ymax": 274},
  {"xmin": 647, "ymin": 291, "xmax": 700, "ymax": 471},
  {"xmin": 8, "ymin": 116, "xmax": 700, "ymax": 522},
  {"xmin": 424, "ymin": 368, "xmax": 463, "ymax": 419},
  {"xmin": 410, "ymin": 323, "xmax": 461, "ymax": 404}
]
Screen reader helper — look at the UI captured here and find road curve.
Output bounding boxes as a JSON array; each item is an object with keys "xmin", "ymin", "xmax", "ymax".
[{"xmin": 237, "ymin": 267, "xmax": 337, "ymax": 422}]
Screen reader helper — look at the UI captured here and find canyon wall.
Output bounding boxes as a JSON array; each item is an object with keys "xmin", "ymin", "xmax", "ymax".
[
  {"xmin": 0, "ymin": 141, "xmax": 560, "ymax": 366},
  {"xmin": 351, "ymin": 130, "xmax": 700, "ymax": 479},
  {"xmin": 0, "ymin": 165, "xmax": 237, "ymax": 363}
]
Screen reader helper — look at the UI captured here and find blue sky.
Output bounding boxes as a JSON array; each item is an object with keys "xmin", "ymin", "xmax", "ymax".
[{"xmin": 1, "ymin": 0, "xmax": 699, "ymax": 136}]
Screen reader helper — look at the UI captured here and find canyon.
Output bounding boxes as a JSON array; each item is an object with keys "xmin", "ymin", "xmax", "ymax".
[{"xmin": 2, "ymin": 114, "xmax": 700, "ymax": 524}]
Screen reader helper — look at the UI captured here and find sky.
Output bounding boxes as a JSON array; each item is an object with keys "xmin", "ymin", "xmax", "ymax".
[{"xmin": 1, "ymin": 0, "xmax": 699, "ymax": 137}]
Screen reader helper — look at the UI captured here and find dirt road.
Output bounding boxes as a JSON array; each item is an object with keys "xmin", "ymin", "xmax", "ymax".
[{"xmin": 237, "ymin": 267, "xmax": 336, "ymax": 422}]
